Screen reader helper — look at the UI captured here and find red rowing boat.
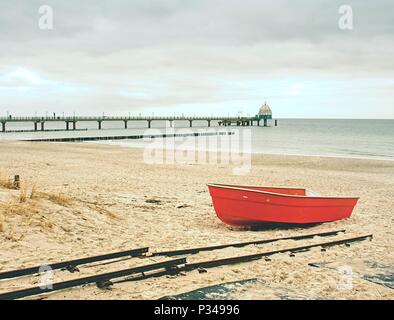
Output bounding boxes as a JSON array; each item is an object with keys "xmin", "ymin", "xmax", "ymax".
[{"xmin": 207, "ymin": 184, "xmax": 358, "ymax": 227}]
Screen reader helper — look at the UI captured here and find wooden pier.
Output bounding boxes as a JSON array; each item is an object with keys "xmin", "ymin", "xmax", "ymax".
[{"xmin": 0, "ymin": 115, "xmax": 272, "ymax": 132}]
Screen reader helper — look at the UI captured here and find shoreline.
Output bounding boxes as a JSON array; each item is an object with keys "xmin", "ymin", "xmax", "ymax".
[
  {"xmin": 91, "ymin": 140, "xmax": 394, "ymax": 163},
  {"xmin": 3, "ymin": 137, "xmax": 394, "ymax": 162},
  {"xmin": 1, "ymin": 118, "xmax": 393, "ymax": 162}
]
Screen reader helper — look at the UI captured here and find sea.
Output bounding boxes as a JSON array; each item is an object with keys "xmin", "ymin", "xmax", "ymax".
[{"xmin": 1, "ymin": 119, "xmax": 393, "ymax": 161}]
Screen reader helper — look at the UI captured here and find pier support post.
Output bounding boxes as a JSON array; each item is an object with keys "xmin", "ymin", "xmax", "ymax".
[
  {"xmin": 124, "ymin": 121, "xmax": 128, "ymax": 129},
  {"xmin": 257, "ymin": 120, "xmax": 260, "ymax": 126},
  {"xmin": 40, "ymin": 122, "xmax": 45, "ymax": 131},
  {"xmin": 66, "ymin": 122, "xmax": 69, "ymax": 130},
  {"xmin": 148, "ymin": 120, "xmax": 151, "ymax": 128},
  {"xmin": 207, "ymin": 120, "xmax": 211, "ymax": 127},
  {"xmin": 73, "ymin": 122, "xmax": 76, "ymax": 130},
  {"xmin": 275, "ymin": 120, "xmax": 278, "ymax": 126},
  {"xmin": 34, "ymin": 122, "xmax": 38, "ymax": 131},
  {"xmin": 1, "ymin": 122, "xmax": 5, "ymax": 132},
  {"xmin": 98, "ymin": 121, "xmax": 102, "ymax": 130},
  {"xmin": 264, "ymin": 118, "xmax": 267, "ymax": 127},
  {"xmin": 189, "ymin": 120, "xmax": 193, "ymax": 127}
]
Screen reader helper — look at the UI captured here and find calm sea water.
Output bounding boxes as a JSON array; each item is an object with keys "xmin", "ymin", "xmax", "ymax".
[{"xmin": 1, "ymin": 119, "xmax": 393, "ymax": 161}]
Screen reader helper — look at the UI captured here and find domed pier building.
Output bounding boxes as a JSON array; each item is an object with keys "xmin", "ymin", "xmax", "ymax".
[{"xmin": 256, "ymin": 102, "xmax": 272, "ymax": 126}]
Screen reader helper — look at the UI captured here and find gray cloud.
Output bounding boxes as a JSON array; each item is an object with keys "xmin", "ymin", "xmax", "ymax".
[{"xmin": 0, "ymin": 0, "xmax": 393, "ymax": 117}]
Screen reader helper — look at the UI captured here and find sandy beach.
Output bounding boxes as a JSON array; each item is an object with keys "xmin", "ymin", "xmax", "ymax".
[{"xmin": 0, "ymin": 141, "xmax": 393, "ymax": 300}]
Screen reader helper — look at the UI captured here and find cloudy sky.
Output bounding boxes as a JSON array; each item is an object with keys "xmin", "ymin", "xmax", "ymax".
[{"xmin": 0, "ymin": 0, "xmax": 393, "ymax": 118}]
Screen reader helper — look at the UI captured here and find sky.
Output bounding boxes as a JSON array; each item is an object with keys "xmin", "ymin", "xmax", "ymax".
[{"xmin": 0, "ymin": 0, "xmax": 393, "ymax": 118}]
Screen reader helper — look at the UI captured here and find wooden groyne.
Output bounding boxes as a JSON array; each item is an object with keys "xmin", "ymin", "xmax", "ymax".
[{"xmin": 24, "ymin": 131, "xmax": 234, "ymax": 143}]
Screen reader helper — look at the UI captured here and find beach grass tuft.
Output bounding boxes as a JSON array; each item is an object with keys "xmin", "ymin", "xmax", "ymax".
[
  {"xmin": 0, "ymin": 172, "xmax": 14, "ymax": 190},
  {"xmin": 93, "ymin": 205, "xmax": 118, "ymax": 219},
  {"xmin": 0, "ymin": 200, "xmax": 40, "ymax": 217},
  {"xmin": 19, "ymin": 186, "xmax": 28, "ymax": 203},
  {"xmin": 30, "ymin": 183, "xmax": 38, "ymax": 200},
  {"xmin": 41, "ymin": 191, "xmax": 73, "ymax": 206}
]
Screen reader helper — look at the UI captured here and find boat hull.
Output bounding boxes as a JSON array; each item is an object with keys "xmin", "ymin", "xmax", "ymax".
[{"xmin": 208, "ymin": 184, "xmax": 358, "ymax": 227}]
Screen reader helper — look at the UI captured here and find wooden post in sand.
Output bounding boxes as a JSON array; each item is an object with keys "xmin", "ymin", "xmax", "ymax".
[{"xmin": 13, "ymin": 175, "xmax": 20, "ymax": 190}]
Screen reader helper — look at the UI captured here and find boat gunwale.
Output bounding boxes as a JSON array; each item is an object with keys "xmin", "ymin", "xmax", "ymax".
[{"xmin": 207, "ymin": 183, "xmax": 359, "ymax": 200}]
